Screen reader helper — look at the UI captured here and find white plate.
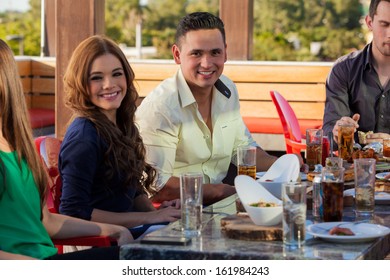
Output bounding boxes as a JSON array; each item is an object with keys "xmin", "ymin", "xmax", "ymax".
[
  {"xmin": 256, "ymin": 172, "xmax": 307, "ymax": 181},
  {"xmin": 376, "ymin": 172, "xmax": 390, "ymax": 180},
  {"xmin": 376, "ymin": 162, "xmax": 390, "ymax": 171},
  {"xmin": 343, "ymin": 188, "xmax": 390, "ymax": 204},
  {"xmin": 307, "ymin": 222, "xmax": 390, "ymax": 243}
]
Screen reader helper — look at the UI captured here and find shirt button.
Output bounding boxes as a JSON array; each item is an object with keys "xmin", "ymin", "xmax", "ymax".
[
  {"xmin": 381, "ymin": 115, "xmax": 384, "ymax": 119},
  {"xmin": 382, "ymin": 95, "xmax": 385, "ymax": 98}
]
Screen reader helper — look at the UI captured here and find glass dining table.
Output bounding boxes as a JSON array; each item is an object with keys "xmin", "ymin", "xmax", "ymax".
[{"xmin": 120, "ymin": 194, "xmax": 390, "ymax": 260}]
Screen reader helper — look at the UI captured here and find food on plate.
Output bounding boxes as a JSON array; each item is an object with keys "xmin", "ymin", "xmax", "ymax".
[
  {"xmin": 307, "ymin": 172, "xmax": 320, "ymax": 182},
  {"xmin": 358, "ymin": 131, "xmax": 373, "ymax": 145},
  {"xmin": 307, "ymin": 168, "xmax": 354, "ymax": 182},
  {"xmin": 329, "ymin": 226, "xmax": 355, "ymax": 236},
  {"xmin": 249, "ymin": 200, "xmax": 279, "ymax": 207},
  {"xmin": 351, "ymin": 148, "xmax": 379, "ymax": 162},
  {"xmin": 374, "ymin": 181, "xmax": 390, "ymax": 193}
]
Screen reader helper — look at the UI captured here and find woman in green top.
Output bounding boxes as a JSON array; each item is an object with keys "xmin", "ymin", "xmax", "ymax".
[{"xmin": 0, "ymin": 39, "xmax": 133, "ymax": 260}]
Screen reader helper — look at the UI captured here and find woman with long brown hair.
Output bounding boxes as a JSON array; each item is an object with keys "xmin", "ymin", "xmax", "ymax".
[
  {"xmin": 0, "ymin": 39, "xmax": 132, "ymax": 260},
  {"xmin": 59, "ymin": 35, "xmax": 180, "ymax": 238}
]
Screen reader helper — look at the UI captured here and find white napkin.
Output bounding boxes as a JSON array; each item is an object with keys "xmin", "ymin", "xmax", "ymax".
[{"xmin": 259, "ymin": 154, "xmax": 300, "ymax": 182}]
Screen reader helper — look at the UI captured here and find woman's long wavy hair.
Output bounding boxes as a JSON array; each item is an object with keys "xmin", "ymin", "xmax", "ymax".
[
  {"xmin": 63, "ymin": 35, "xmax": 156, "ymax": 195},
  {"xmin": 0, "ymin": 39, "xmax": 47, "ymax": 207}
]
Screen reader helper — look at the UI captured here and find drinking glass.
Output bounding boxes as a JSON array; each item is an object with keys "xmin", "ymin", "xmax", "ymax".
[
  {"xmin": 338, "ymin": 123, "xmax": 354, "ymax": 161},
  {"xmin": 237, "ymin": 146, "xmax": 256, "ymax": 179},
  {"xmin": 322, "ymin": 166, "xmax": 345, "ymax": 222},
  {"xmin": 383, "ymin": 138, "xmax": 390, "ymax": 158},
  {"xmin": 180, "ymin": 172, "xmax": 203, "ymax": 237},
  {"xmin": 354, "ymin": 158, "xmax": 376, "ymax": 216},
  {"xmin": 282, "ymin": 182, "xmax": 307, "ymax": 248},
  {"xmin": 325, "ymin": 157, "xmax": 343, "ymax": 168},
  {"xmin": 306, "ymin": 129, "xmax": 323, "ymax": 171},
  {"xmin": 321, "ymin": 136, "xmax": 330, "ymax": 166}
]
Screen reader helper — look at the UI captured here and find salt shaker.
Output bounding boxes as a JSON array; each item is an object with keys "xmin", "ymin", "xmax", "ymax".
[{"xmin": 312, "ymin": 175, "xmax": 323, "ymax": 219}]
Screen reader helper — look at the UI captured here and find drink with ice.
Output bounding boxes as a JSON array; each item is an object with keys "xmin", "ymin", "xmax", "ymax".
[
  {"xmin": 282, "ymin": 182, "xmax": 307, "ymax": 247},
  {"xmin": 180, "ymin": 172, "xmax": 203, "ymax": 237},
  {"xmin": 181, "ymin": 201, "xmax": 202, "ymax": 237},
  {"xmin": 237, "ymin": 146, "xmax": 256, "ymax": 179},
  {"xmin": 322, "ymin": 181, "xmax": 344, "ymax": 221},
  {"xmin": 354, "ymin": 158, "xmax": 376, "ymax": 216},
  {"xmin": 355, "ymin": 184, "xmax": 374, "ymax": 214},
  {"xmin": 338, "ymin": 124, "xmax": 354, "ymax": 161},
  {"xmin": 306, "ymin": 129, "xmax": 323, "ymax": 171},
  {"xmin": 306, "ymin": 143, "xmax": 322, "ymax": 171},
  {"xmin": 238, "ymin": 165, "xmax": 256, "ymax": 179},
  {"xmin": 283, "ymin": 202, "xmax": 306, "ymax": 246}
]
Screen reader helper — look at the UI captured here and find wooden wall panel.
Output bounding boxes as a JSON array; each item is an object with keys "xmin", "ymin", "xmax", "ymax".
[
  {"xmin": 220, "ymin": 0, "xmax": 253, "ymax": 60},
  {"xmin": 55, "ymin": 0, "xmax": 105, "ymax": 139}
]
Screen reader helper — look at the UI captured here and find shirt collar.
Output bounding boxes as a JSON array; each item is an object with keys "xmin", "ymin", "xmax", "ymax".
[
  {"xmin": 176, "ymin": 68, "xmax": 229, "ymax": 108},
  {"xmin": 176, "ymin": 69, "xmax": 197, "ymax": 108},
  {"xmin": 364, "ymin": 43, "xmax": 374, "ymax": 71}
]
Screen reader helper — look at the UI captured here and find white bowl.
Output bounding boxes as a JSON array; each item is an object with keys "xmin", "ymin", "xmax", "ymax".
[
  {"xmin": 235, "ymin": 175, "xmax": 283, "ymax": 226},
  {"xmin": 257, "ymin": 181, "xmax": 283, "ymax": 200}
]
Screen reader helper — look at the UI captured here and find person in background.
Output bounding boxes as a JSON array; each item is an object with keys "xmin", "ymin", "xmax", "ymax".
[
  {"xmin": 0, "ymin": 39, "xmax": 132, "ymax": 260},
  {"xmin": 322, "ymin": 0, "xmax": 390, "ymax": 145},
  {"xmin": 58, "ymin": 35, "xmax": 180, "ymax": 239},
  {"xmin": 136, "ymin": 12, "xmax": 304, "ymax": 206}
]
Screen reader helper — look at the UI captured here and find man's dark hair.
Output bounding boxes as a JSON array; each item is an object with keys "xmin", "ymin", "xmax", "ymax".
[
  {"xmin": 369, "ymin": 0, "xmax": 390, "ymax": 19},
  {"xmin": 175, "ymin": 12, "xmax": 226, "ymax": 47}
]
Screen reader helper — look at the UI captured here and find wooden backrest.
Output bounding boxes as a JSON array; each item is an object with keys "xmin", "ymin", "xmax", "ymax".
[
  {"xmin": 18, "ymin": 57, "xmax": 332, "ymax": 134},
  {"xmin": 18, "ymin": 57, "xmax": 56, "ymax": 110}
]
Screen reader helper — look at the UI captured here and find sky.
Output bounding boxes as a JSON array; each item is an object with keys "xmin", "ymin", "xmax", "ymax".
[{"xmin": 0, "ymin": 0, "xmax": 30, "ymax": 12}]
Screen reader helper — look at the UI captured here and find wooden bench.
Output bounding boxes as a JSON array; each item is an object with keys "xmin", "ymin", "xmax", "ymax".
[
  {"xmin": 17, "ymin": 57, "xmax": 56, "ymax": 136},
  {"xmin": 17, "ymin": 58, "xmax": 333, "ymax": 151},
  {"xmin": 132, "ymin": 60, "xmax": 333, "ymax": 151}
]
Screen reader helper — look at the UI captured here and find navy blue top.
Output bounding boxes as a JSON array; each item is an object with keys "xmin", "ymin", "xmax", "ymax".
[{"xmin": 59, "ymin": 117, "xmax": 143, "ymax": 220}]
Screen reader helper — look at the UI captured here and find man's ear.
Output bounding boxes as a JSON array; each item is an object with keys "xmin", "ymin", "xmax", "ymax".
[
  {"xmin": 224, "ymin": 44, "xmax": 227, "ymax": 63},
  {"xmin": 172, "ymin": 44, "xmax": 181, "ymax": 64},
  {"xmin": 365, "ymin": 15, "xmax": 373, "ymax": 31}
]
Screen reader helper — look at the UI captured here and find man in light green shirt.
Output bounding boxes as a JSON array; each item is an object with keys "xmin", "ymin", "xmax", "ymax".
[{"xmin": 136, "ymin": 12, "xmax": 278, "ymax": 205}]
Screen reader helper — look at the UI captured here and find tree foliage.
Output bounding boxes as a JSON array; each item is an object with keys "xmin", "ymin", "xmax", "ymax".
[
  {"xmin": 0, "ymin": 0, "xmax": 369, "ymax": 61},
  {"xmin": 254, "ymin": 0, "xmax": 366, "ymax": 61}
]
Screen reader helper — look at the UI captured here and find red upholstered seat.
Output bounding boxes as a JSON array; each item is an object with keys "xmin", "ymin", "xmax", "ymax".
[
  {"xmin": 243, "ymin": 117, "xmax": 322, "ymax": 136},
  {"xmin": 34, "ymin": 136, "xmax": 115, "ymax": 253},
  {"xmin": 28, "ymin": 108, "xmax": 55, "ymax": 129}
]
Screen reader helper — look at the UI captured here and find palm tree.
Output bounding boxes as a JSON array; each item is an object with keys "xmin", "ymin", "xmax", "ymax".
[
  {"xmin": 133, "ymin": 1, "xmax": 150, "ymax": 58},
  {"xmin": 106, "ymin": 0, "xmax": 150, "ymax": 58}
]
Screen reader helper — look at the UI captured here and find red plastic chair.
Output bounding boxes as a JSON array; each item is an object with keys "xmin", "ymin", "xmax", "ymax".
[
  {"xmin": 270, "ymin": 90, "xmax": 307, "ymax": 154},
  {"xmin": 34, "ymin": 136, "xmax": 115, "ymax": 253}
]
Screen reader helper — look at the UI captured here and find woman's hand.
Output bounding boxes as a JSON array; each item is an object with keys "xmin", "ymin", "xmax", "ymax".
[
  {"xmin": 158, "ymin": 199, "xmax": 180, "ymax": 209},
  {"xmin": 150, "ymin": 207, "xmax": 181, "ymax": 224},
  {"xmin": 110, "ymin": 225, "xmax": 134, "ymax": 246}
]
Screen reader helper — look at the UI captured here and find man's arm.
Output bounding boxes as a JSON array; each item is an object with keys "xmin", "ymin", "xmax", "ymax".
[
  {"xmin": 322, "ymin": 63, "xmax": 352, "ymax": 142},
  {"xmin": 151, "ymin": 176, "xmax": 236, "ymax": 206},
  {"xmin": 255, "ymin": 147, "xmax": 278, "ymax": 171}
]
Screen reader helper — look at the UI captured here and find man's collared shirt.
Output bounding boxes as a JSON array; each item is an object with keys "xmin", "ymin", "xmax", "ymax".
[
  {"xmin": 323, "ymin": 43, "xmax": 390, "ymax": 140},
  {"xmin": 136, "ymin": 69, "xmax": 256, "ymax": 190}
]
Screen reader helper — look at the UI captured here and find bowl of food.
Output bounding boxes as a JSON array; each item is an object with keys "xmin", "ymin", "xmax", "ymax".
[
  {"xmin": 257, "ymin": 181, "xmax": 284, "ymax": 200},
  {"xmin": 257, "ymin": 154, "xmax": 301, "ymax": 199},
  {"xmin": 235, "ymin": 175, "xmax": 283, "ymax": 226}
]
